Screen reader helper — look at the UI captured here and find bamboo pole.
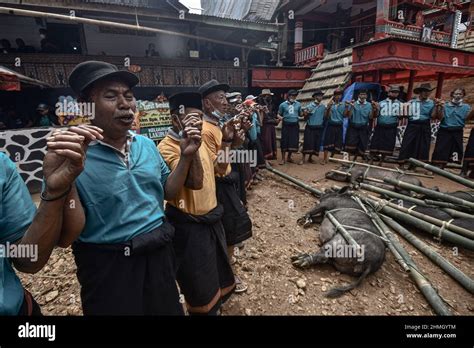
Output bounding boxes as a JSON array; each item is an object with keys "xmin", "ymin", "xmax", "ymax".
[
  {"xmin": 265, "ymin": 164, "xmax": 323, "ymax": 197},
  {"xmin": 381, "ymin": 215, "xmax": 474, "ymax": 294},
  {"xmin": 384, "ymin": 178, "xmax": 474, "ymax": 211},
  {"xmin": 359, "ymin": 183, "xmax": 473, "ymax": 219},
  {"xmin": 408, "ymin": 158, "xmax": 474, "ymax": 189},
  {"xmin": 360, "ymin": 194, "xmax": 474, "ymax": 250},
  {"xmin": 325, "ymin": 212, "xmax": 361, "ymax": 249},
  {"xmin": 329, "ymin": 158, "xmax": 434, "ymax": 178},
  {"xmin": 353, "ymin": 196, "xmax": 452, "ymax": 315}
]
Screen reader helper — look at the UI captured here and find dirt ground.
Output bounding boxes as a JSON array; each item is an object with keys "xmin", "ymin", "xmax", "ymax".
[{"xmin": 21, "ymin": 153, "xmax": 474, "ymax": 316}]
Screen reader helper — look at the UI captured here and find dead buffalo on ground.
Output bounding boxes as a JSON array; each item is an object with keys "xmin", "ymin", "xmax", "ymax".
[{"xmin": 293, "ymin": 187, "xmax": 386, "ymax": 298}]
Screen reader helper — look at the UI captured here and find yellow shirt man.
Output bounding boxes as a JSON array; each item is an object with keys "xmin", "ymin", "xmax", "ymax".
[
  {"xmin": 158, "ymin": 133, "xmax": 217, "ymax": 216},
  {"xmin": 201, "ymin": 118, "xmax": 231, "ymax": 176}
]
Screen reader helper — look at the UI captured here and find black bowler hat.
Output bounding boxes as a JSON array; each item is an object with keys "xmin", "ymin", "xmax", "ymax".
[
  {"xmin": 68, "ymin": 60, "xmax": 139, "ymax": 95},
  {"xmin": 312, "ymin": 89, "xmax": 324, "ymax": 97},
  {"xmin": 414, "ymin": 83, "xmax": 435, "ymax": 94},
  {"xmin": 198, "ymin": 79, "xmax": 230, "ymax": 98},
  {"xmin": 288, "ymin": 89, "xmax": 298, "ymax": 96},
  {"xmin": 169, "ymin": 92, "xmax": 202, "ymax": 114}
]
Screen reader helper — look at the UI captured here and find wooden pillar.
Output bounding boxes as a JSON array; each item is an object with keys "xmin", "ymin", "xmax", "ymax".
[
  {"xmin": 375, "ymin": 0, "xmax": 391, "ymax": 40},
  {"xmin": 407, "ymin": 70, "xmax": 416, "ymax": 100},
  {"xmin": 294, "ymin": 20, "xmax": 303, "ymax": 51},
  {"xmin": 436, "ymin": 72, "xmax": 445, "ymax": 99}
]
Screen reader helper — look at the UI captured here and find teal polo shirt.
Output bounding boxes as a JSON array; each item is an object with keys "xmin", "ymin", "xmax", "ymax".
[
  {"xmin": 75, "ymin": 133, "xmax": 170, "ymax": 244},
  {"xmin": 278, "ymin": 100, "xmax": 301, "ymax": 123},
  {"xmin": 328, "ymin": 103, "xmax": 346, "ymax": 125},
  {"xmin": 410, "ymin": 99, "xmax": 434, "ymax": 122},
  {"xmin": 248, "ymin": 112, "xmax": 259, "ymax": 141},
  {"xmin": 378, "ymin": 99, "xmax": 401, "ymax": 125},
  {"xmin": 440, "ymin": 102, "xmax": 471, "ymax": 129},
  {"xmin": 350, "ymin": 100, "xmax": 372, "ymax": 126},
  {"xmin": 305, "ymin": 102, "xmax": 326, "ymax": 126},
  {"xmin": 0, "ymin": 152, "xmax": 36, "ymax": 315}
]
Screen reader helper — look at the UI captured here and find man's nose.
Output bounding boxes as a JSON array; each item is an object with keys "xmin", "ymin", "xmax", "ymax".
[{"xmin": 117, "ymin": 94, "xmax": 132, "ymax": 109}]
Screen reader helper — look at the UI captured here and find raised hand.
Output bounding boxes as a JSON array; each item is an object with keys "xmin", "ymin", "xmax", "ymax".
[
  {"xmin": 180, "ymin": 125, "xmax": 202, "ymax": 157},
  {"xmin": 43, "ymin": 125, "xmax": 103, "ymax": 196}
]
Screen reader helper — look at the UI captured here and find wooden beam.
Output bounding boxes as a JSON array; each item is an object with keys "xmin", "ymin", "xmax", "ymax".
[
  {"xmin": 407, "ymin": 69, "xmax": 416, "ymax": 100},
  {"xmin": 436, "ymin": 72, "xmax": 445, "ymax": 98}
]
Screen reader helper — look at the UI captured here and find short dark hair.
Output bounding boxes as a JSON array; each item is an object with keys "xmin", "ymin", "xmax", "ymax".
[{"xmin": 450, "ymin": 88, "xmax": 466, "ymax": 98}]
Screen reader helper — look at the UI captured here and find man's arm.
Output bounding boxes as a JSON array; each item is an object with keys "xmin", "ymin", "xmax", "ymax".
[
  {"xmin": 57, "ymin": 185, "xmax": 85, "ymax": 248},
  {"xmin": 165, "ymin": 125, "xmax": 202, "ymax": 200},
  {"xmin": 12, "ymin": 127, "xmax": 93, "ymax": 272}
]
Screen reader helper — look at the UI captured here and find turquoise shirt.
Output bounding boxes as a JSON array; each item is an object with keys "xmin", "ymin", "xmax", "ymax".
[
  {"xmin": 278, "ymin": 100, "xmax": 301, "ymax": 123},
  {"xmin": 328, "ymin": 103, "xmax": 346, "ymax": 125},
  {"xmin": 378, "ymin": 99, "xmax": 401, "ymax": 125},
  {"xmin": 0, "ymin": 152, "xmax": 36, "ymax": 315},
  {"xmin": 248, "ymin": 112, "xmax": 258, "ymax": 141},
  {"xmin": 350, "ymin": 100, "xmax": 372, "ymax": 126},
  {"xmin": 305, "ymin": 102, "xmax": 326, "ymax": 126},
  {"xmin": 75, "ymin": 134, "xmax": 170, "ymax": 244},
  {"xmin": 410, "ymin": 99, "xmax": 434, "ymax": 122},
  {"xmin": 440, "ymin": 102, "xmax": 471, "ymax": 129}
]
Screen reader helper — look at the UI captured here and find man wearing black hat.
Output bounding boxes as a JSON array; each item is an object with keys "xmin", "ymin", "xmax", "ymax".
[
  {"xmin": 159, "ymin": 92, "xmax": 235, "ymax": 315},
  {"xmin": 278, "ymin": 89, "xmax": 302, "ymax": 165},
  {"xmin": 345, "ymin": 90, "xmax": 378, "ymax": 162},
  {"xmin": 398, "ymin": 83, "xmax": 436, "ymax": 167},
  {"xmin": 54, "ymin": 61, "xmax": 202, "ymax": 315},
  {"xmin": 301, "ymin": 89, "xmax": 326, "ymax": 164},
  {"xmin": 370, "ymin": 86, "xmax": 402, "ymax": 165},
  {"xmin": 199, "ymin": 79, "xmax": 252, "ymax": 294}
]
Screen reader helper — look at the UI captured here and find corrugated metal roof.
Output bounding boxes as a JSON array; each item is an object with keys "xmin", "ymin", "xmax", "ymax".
[{"xmin": 201, "ymin": 0, "xmax": 279, "ymax": 22}]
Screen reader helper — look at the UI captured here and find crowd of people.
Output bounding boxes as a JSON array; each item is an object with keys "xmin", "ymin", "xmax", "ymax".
[
  {"xmin": 275, "ymin": 84, "xmax": 474, "ymax": 177},
  {"xmin": 2, "ymin": 59, "xmax": 474, "ymax": 317},
  {"xmin": 0, "ymin": 60, "xmax": 274, "ymax": 316},
  {"xmin": 0, "ymin": 103, "xmax": 59, "ymax": 130}
]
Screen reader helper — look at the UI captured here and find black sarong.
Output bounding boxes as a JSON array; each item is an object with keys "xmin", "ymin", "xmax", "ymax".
[
  {"xmin": 18, "ymin": 289, "xmax": 42, "ymax": 316},
  {"xmin": 345, "ymin": 123, "xmax": 369, "ymax": 155},
  {"xmin": 369, "ymin": 123, "xmax": 398, "ymax": 155},
  {"xmin": 432, "ymin": 127, "xmax": 463, "ymax": 165},
  {"xmin": 215, "ymin": 175, "xmax": 252, "ymax": 246},
  {"xmin": 261, "ymin": 123, "xmax": 277, "ymax": 159},
  {"xmin": 72, "ymin": 222, "xmax": 184, "ymax": 315},
  {"xmin": 323, "ymin": 123, "xmax": 343, "ymax": 152},
  {"xmin": 166, "ymin": 204, "xmax": 235, "ymax": 314},
  {"xmin": 464, "ymin": 128, "xmax": 474, "ymax": 169},
  {"xmin": 280, "ymin": 121, "xmax": 299, "ymax": 152},
  {"xmin": 398, "ymin": 120, "xmax": 431, "ymax": 162},
  {"xmin": 303, "ymin": 125, "xmax": 323, "ymax": 155}
]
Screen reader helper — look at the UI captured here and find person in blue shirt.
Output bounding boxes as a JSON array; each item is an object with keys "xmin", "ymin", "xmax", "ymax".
[
  {"xmin": 51, "ymin": 61, "xmax": 202, "ymax": 315},
  {"xmin": 278, "ymin": 89, "xmax": 302, "ymax": 165},
  {"xmin": 398, "ymin": 83, "xmax": 436, "ymax": 167},
  {"xmin": 301, "ymin": 89, "xmax": 326, "ymax": 164},
  {"xmin": 322, "ymin": 88, "xmax": 349, "ymax": 164},
  {"xmin": 432, "ymin": 88, "xmax": 474, "ymax": 169},
  {"xmin": 345, "ymin": 89, "xmax": 378, "ymax": 162},
  {"xmin": 1, "ymin": 127, "xmax": 89, "ymax": 315},
  {"xmin": 369, "ymin": 86, "xmax": 402, "ymax": 165}
]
